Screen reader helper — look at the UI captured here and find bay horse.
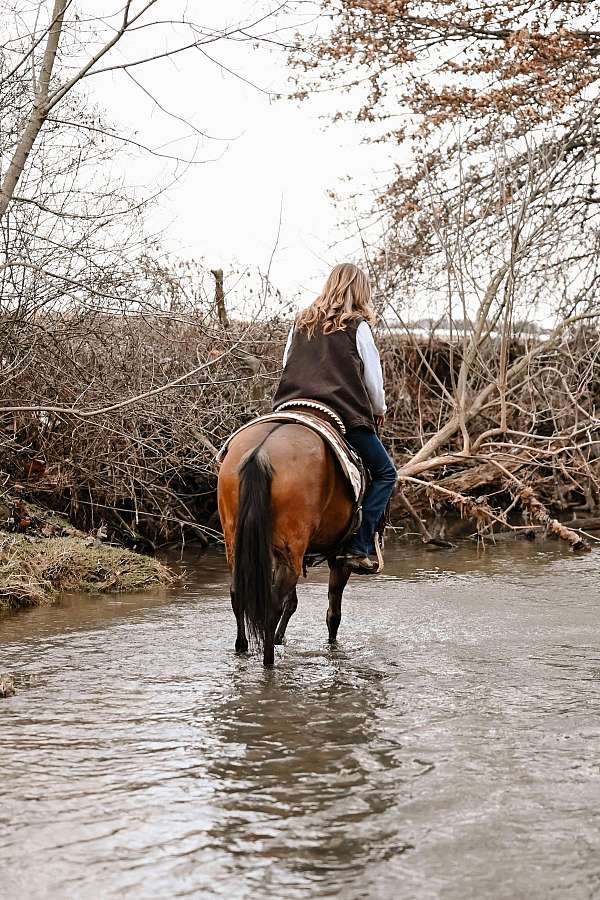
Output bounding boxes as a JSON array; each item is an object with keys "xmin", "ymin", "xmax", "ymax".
[{"xmin": 217, "ymin": 421, "xmax": 355, "ymax": 666}]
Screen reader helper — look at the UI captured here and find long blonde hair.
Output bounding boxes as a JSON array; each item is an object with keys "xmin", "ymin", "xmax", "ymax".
[{"xmin": 296, "ymin": 263, "xmax": 376, "ymax": 337}]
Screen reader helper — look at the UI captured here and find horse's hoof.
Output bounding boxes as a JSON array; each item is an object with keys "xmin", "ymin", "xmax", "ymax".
[{"xmin": 235, "ymin": 642, "xmax": 248, "ymax": 654}]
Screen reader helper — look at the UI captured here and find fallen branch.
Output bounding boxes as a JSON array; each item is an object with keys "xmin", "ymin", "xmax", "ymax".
[
  {"xmin": 519, "ymin": 486, "xmax": 591, "ymax": 552},
  {"xmin": 400, "ymin": 472, "xmax": 593, "ymax": 552},
  {"xmin": 400, "ymin": 475, "xmax": 505, "ymax": 532}
]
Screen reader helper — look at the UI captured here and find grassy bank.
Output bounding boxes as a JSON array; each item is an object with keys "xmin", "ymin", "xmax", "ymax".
[{"xmin": 0, "ymin": 503, "xmax": 176, "ymax": 613}]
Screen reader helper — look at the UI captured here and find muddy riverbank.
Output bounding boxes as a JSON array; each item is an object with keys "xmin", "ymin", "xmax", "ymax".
[{"xmin": 1, "ymin": 537, "xmax": 599, "ymax": 899}]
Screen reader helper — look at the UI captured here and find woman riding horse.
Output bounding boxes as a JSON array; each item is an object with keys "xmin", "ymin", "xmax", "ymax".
[{"xmin": 218, "ymin": 263, "xmax": 396, "ymax": 665}]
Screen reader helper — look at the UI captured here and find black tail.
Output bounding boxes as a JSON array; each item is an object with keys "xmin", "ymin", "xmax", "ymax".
[{"xmin": 233, "ymin": 445, "xmax": 273, "ymax": 648}]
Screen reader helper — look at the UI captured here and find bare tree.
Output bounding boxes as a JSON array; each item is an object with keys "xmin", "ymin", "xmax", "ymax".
[
  {"xmin": 0, "ymin": 1, "xmax": 295, "ymax": 544},
  {"xmin": 374, "ymin": 136, "xmax": 600, "ymax": 549}
]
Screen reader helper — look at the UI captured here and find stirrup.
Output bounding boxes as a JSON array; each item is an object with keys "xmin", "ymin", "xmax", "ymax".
[{"xmin": 374, "ymin": 532, "xmax": 385, "ymax": 573}]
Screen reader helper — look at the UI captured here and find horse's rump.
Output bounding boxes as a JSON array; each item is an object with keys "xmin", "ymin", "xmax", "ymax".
[{"xmin": 218, "ymin": 421, "xmax": 353, "ymax": 567}]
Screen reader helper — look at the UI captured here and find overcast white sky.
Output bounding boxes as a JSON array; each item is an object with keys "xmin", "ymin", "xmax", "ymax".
[{"xmin": 87, "ymin": 1, "xmax": 396, "ymax": 311}]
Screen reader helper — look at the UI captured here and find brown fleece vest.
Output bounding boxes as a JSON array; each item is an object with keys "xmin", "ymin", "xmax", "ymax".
[{"xmin": 273, "ymin": 319, "xmax": 375, "ymax": 431}]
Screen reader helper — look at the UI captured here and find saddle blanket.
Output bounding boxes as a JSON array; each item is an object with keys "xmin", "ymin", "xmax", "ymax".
[{"xmin": 216, "ymin": 411, "xmax": 364, "ymax": 503}]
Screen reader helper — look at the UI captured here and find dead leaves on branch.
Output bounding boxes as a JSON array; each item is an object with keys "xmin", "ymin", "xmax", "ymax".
[
  {"xmin": 518, "ymin": 486, "xmax": 590, "ymax": 552},
  {"xmin": 294, "ymin": 1, "xmax": 600, "ymax": 292},
  {"xmin": 400, "ymin": 471, "xmax": 592, "ymax": 553}
]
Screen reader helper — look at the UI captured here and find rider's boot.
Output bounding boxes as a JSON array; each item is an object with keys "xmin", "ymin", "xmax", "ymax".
[{"xmin": 337, "ymin": 553, "xmax": 379, "ymax": 574}]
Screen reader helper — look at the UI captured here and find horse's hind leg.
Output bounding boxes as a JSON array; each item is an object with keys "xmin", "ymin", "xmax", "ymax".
[
  {"xmin": 274, "ymin": 587, "xmax": 298, "ymax": 645},
  {"xmin": 327, "ymin": 560, "xmax": 351, "ymax": 644},
  {"xmin": 264, "ymin": 562, "xmax": 298, "ymax": 666},
  {"xmin": 263, "ymin": 588, "xmax": 278, "ymax": 667},
  {"xmin": 231, "ymin": 588, "xmax": 248, "ymax": 654}
]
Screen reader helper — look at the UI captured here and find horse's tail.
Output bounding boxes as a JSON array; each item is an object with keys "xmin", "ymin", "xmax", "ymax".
[{"xmin": 233, "ymin": 444, "xmax": 273, "ymax": 648}]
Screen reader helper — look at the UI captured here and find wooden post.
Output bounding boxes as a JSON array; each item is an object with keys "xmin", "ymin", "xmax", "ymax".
[{"xmin": 210, "ymin": 268, "xmax": 229, "ymax": 328}]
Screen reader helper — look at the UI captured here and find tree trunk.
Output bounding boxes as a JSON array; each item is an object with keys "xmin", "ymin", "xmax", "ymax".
[{"xmin": 0, "ymin": 0, "xmax": 67, "ymax": 220}]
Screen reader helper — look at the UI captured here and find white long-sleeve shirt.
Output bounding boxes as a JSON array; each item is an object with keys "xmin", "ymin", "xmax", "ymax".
[{"xmin": 282, "ymin": 321, "xmax": 387, "ymax": 416}]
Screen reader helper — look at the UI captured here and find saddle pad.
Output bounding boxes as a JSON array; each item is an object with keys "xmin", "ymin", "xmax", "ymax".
[{"xmin": 216, "ymin": 412, "xmax": 364, "ymax": 502}]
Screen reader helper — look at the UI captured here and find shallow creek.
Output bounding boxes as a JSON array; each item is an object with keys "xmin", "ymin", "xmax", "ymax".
[{"xmin": 1, "ymin": 538, "xmax": 599, "ymax": 899}]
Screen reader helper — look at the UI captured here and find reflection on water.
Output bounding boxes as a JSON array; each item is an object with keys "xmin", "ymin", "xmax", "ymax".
[{"xmin": 1, "ymin": 538, "xmax": 599, "ymax": 899}]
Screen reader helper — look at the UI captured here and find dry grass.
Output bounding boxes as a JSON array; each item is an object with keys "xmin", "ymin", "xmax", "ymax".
[{"xmin": 0, "ymin": 532, "xmax": 176, "ymax": 613}]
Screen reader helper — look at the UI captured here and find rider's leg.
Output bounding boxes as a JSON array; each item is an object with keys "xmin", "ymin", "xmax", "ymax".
[{"xmin": 345, "ymin": 426, "xmax": 397, "ymax": 557}]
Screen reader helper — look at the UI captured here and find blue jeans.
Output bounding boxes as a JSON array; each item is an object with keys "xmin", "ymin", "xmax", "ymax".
[{"xmin": 345, "ymin": 427, "xmax": 397, "ymax": 556}]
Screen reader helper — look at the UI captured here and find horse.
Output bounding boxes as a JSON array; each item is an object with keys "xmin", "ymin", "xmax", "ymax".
[{"xmin": 217, "ymin": 420, "xmax": 355, "ymax": 666}]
